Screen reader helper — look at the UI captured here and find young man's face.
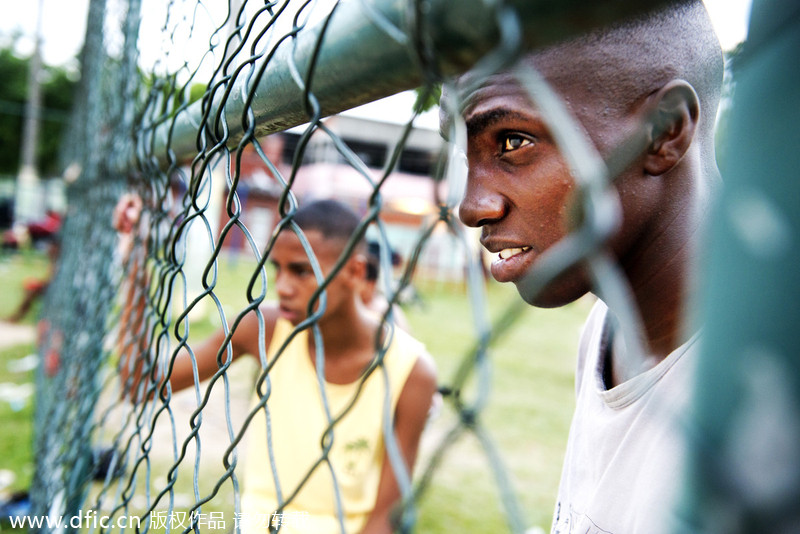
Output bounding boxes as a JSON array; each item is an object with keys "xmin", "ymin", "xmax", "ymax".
[
  {"xmin": 457, "ymin": 69, "xmax": 646, "ymax": 308},
  {"xmin": 270, "ymin": 229, "xmax": 357, "ymax": 325}
]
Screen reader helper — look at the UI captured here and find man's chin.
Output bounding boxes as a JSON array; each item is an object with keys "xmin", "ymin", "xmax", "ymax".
[
  {"xmin": 516, "ymin": 285, "xmax": 570, "ymax": 308},
  {"xmin": 512, "ymin": 269, "xmax": 589, "ymax": 309}
]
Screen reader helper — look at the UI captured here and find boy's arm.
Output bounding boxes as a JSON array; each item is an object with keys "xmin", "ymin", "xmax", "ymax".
[
  {"xmin": 113, "ymin": 192, "xmax": 277, "ymax": 400},
  {"xmin": 360, "ymin": 352, "xmax": 438, "ymax": 534},
  {"xmin": 114, "ymin": 193, "xmax": 155, "ymax": 401},
  {"xmin": 164, "ymin": 307, "xmax": 278, "ymax": 393},
  {"xmin": 120, "ymin": 282, "xmax": 278, "ymax": 400}
]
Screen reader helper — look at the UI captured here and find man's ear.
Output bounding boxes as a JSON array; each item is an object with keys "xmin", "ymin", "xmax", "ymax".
[
  {"xmin": 345, "ymin": 252, "xmax": 368, "ymax": 287},
  {"xmin": 644, "ymin": 80, "xmax": 699, "ymax": 176}
]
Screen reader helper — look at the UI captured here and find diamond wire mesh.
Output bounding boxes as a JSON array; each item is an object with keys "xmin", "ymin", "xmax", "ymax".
[{"xmin": 28, "ymin": 0, "xmax": 680, "ymax": 533}]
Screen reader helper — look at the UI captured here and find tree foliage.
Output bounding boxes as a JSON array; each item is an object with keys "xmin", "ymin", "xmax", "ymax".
[{"xmin": 0, "ymin": 45, "xmax": 77, "ymax": 176}]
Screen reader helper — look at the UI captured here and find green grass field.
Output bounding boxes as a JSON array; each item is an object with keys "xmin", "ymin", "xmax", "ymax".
[
  {"xmin": 0, "ymin": 251, "xmax": 590, "ymax": 532},
  {"xmin": 0, "ymin": 251, "xmax": 48, "ymax": 499},
  {"xmin": 406, "ymin": 281, "xmax": 589, "ymax": 532}
]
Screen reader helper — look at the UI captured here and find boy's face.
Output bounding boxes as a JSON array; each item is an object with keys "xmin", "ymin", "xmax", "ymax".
[
  {"xmin": 458, "ymin": 67, "xmax": 648, "ymax": 308},
  {"xmin": 270, "ymin": 229, "xmax": 357, "ymax": 325}
]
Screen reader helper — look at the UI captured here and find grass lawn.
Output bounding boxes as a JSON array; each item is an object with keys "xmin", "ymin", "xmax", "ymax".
[
  {"xmin": 0, "ymin": 343, "xmax": 36, "ymax": 495},
  {"xmin": 0, "ymin": 252, "xmax": 590, "ymax": 533},
  {"xmin": 0, "ymin": 250, "xmax": 50, "ymax": 324},
  {"xmin": 406, "ymin": 281, "xmax": 590, "ymax": 532},
  {"xmin": 0, "ymin": 250, "xmax": 48, "ymax": 498}
]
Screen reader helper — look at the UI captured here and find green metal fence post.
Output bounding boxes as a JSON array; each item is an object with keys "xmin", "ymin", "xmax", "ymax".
[
  {"xmin": 681, "ymin": 1, "xmax": 800, "ymax": 532},
  {"xmin": 140, "ymin": 0, "xmax": 673, "ymax": 169}
]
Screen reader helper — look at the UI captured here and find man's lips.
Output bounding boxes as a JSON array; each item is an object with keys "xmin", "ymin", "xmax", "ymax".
[
  {"xmin": 278, "ymin": 304, "xmax": 302, "ymax": 322},
  {"xmin": 484, "ymin": 243, "xmax": 536, "ymax": 283},
  {"xmin": 497, "ymin": 246, "xmax": 532, "ymax": 260}
]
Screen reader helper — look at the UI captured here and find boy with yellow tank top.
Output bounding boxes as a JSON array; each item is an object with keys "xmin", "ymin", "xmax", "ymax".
[{"xmin": 113, "ymin": 197, "xmax": 438, "ymax": 534}]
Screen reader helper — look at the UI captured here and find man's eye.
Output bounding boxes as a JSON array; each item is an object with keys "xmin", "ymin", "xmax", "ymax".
[
  {"xmin": 501, "ymin": 134, "xmax": 533, "ymax": 153},
  {"xmin": 293, "ymin": 265, "xmax": 314, "ymax": 278}
]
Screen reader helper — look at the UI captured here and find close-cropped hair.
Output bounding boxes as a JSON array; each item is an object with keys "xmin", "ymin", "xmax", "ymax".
[
  {"xmin": 291, "ymin": 198, "xmax": 366, "ymax": 251},
  {"xmin": 443, "ymin": 0, "xmax": 723, "ymax": 147},
  {"xmin": 553, "ymin": 0, "xmax": 724, "ymax": 122},
  {"xmin": 531, "ymin": 0, "xmax": 724, "ymax": 172}
]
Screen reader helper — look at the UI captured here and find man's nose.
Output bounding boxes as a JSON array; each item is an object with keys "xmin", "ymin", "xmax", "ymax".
[
  {"xmin": 275, "ymin": 272, "xmax": 294, "ymax": 299},
  {"xmin": 458, "ymin": 167, "xmax": 507, "ymax": 228}
]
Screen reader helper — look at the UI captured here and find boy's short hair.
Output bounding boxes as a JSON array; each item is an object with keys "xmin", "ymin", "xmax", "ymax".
[
  {"xmin": 292, "ymin": 198, "xmax": 366, "ymax": 251},
  {"xmin": 366, "ymin": 241, "xmax": 381, "ymax": 282}
]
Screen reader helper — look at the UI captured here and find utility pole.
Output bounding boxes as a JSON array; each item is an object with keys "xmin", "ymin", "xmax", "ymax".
[{"xmin": 16, "ymin": 0, "xmax": 46, "ymax": 224}]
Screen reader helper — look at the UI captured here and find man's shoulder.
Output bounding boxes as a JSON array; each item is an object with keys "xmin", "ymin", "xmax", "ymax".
[
  {"xmin": 230, "ymin": 303, "xmax": 282, "ymax": 357},
  {"xmin": 389, "ymin": 326, "xmax": 429, "ymax": 363},
  {"xmin": 408, "ymin": 345, "xmax": 437, "ymax": 386},
  {"xmin": 391, "ymin": 329, "xmax": 438, "ymax": 418},
  {"xmin": 384, "ymin": 327, "xmax": 436, "ymax": 389}
]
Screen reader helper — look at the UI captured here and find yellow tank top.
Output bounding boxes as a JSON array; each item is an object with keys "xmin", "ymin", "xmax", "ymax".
[{"xmin": 240, "ymin": 318, "xmax": 422, "ymax": 534}]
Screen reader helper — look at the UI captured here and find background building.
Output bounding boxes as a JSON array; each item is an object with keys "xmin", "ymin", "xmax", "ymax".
[{"xmin": 213, "ymin": 113, "xmax": 471, "ymax": 283}]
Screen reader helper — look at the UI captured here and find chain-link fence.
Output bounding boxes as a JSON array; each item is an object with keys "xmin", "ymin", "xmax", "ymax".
[{"xmin": 25, "ymin": 0, "xmax": 800, "ymax": 533}]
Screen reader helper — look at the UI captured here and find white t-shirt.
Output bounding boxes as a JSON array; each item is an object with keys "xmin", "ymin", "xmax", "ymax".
[{"xmin": 552, "ymin": 301, "xmax": 699, "ymax": 534}]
